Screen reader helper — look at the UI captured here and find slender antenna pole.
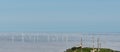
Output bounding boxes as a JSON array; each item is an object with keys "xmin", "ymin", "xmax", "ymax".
[
  {"xmin": 99, "ymin": 41, "xmax": 101, "ymax": 49},
  {"xmin": 80, "ymin": 37, "xmax": 82, "ymax": 52},
  {"xmin": 65, "ymin": 35, "xmax": 68, "ymax": 48},
  {"xmin": 99, "ymin": 38, "xmax": 101, "ymax": 52},
  {"xmin": 92, "ymin": 36, "xmax": 94, "ymax": 50},
  {"xmin": 97, "ymin": 38, "xmax": 100, "ymax": 52}
]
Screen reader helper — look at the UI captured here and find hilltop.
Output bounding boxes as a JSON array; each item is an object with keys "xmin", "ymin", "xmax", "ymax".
[{"xmin": 65, "ymin": 46, "xmax": 120, "ymax": 52}]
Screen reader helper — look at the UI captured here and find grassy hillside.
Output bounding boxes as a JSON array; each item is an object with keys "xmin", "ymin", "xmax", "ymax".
[{"xmin": 65, "ymin": 47, "xmax": 120, "ymax": 52}]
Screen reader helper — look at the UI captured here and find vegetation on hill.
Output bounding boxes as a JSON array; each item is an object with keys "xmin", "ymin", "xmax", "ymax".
[{"xmin": 65, "ymin": 47, "xmax": 120, "ymax": 52}]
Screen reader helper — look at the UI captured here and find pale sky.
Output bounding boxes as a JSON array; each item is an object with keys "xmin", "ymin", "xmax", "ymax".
[{"xmin": 0, "ymin": 0, "xmax": 120, "ymax": 32}]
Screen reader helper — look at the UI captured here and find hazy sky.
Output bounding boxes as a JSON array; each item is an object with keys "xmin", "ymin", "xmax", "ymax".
[{"xmin": 0, "ymin": 0, "xmax": 120, "ymax": 32}]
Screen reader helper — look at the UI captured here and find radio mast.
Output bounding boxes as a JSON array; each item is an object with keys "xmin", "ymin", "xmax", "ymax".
[{"xmin": 80, "ymin": 37, "xmax": 82, "ymax": 52}]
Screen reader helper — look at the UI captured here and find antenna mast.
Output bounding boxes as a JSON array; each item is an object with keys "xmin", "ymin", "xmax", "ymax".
[
  {"xmin": 97, "ymin": 38, "xmax": 101, "ymax": 52},
  {"xmin": 80, "ymin": 37, "xmax": 82, "ymax": 52},
  {"xmin": 92, "ymin": 36, "xmax": 95, "ymax": 50}
]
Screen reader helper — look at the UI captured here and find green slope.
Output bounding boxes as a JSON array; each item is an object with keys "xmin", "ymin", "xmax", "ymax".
[{"xmin": 65, "ymin": 47, "xmax": 120, "ymax": 52}]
